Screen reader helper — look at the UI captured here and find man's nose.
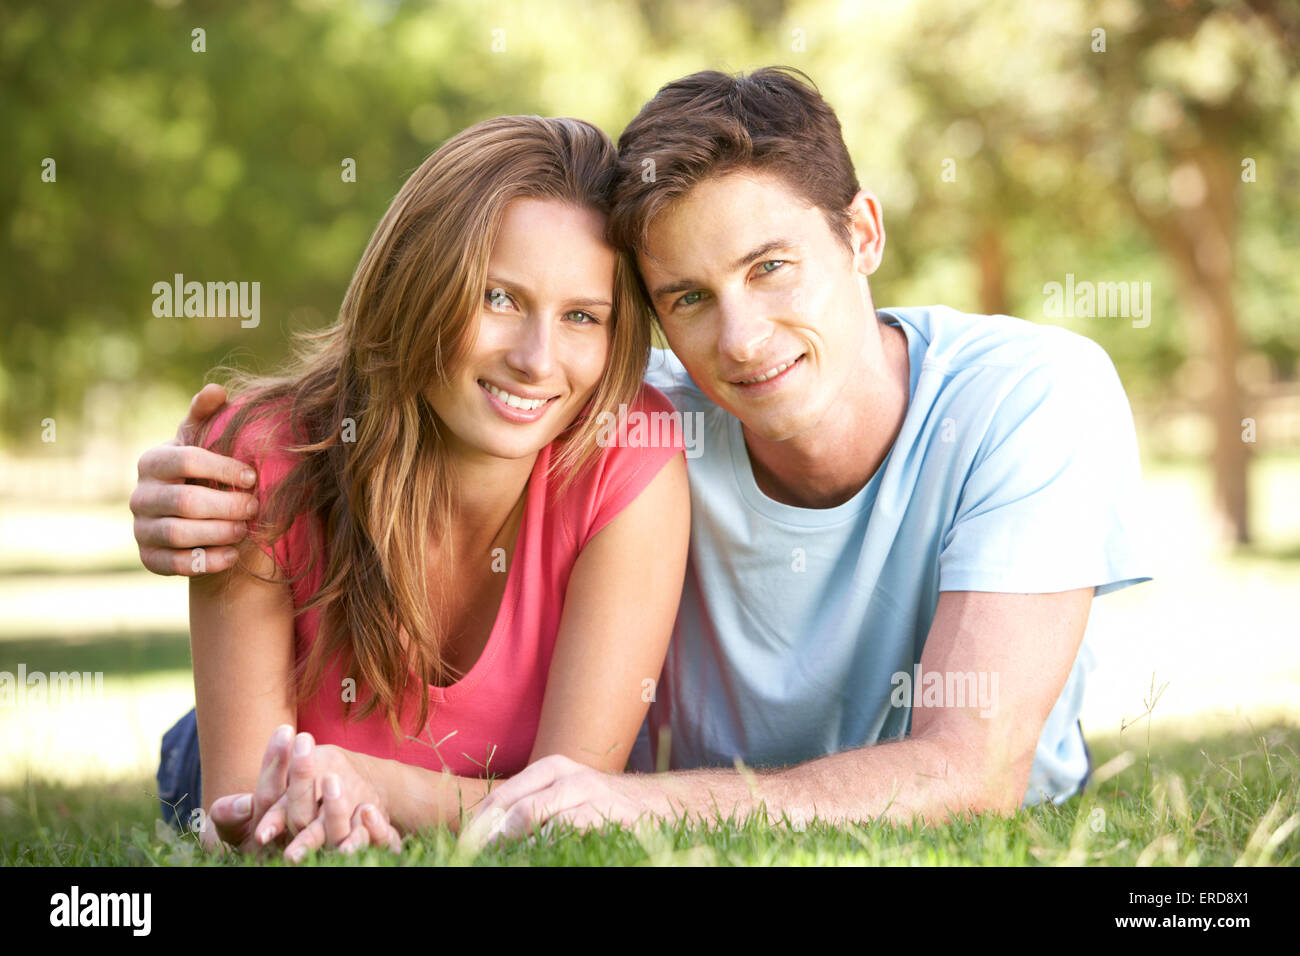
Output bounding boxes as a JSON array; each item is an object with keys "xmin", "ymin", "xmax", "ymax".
[
  {"xmin": 716, "ymin": 293, "xmax": 772, "ymax": 365},
  {"xmin": 505, "ymin": 312, "xmax": 556, "ymax": 381}
]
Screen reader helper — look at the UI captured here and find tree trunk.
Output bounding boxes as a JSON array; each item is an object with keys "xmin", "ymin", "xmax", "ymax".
[
  {"xmin": 974, "ymin": 225, "xmax": 1009, "ymax": 317},
  {"xmin": 1146, "ymin": 145, "xmax": 1251, "ymax": 544},
  {"xmin": 1196, "ymin": 144, "xmax": 1251, "ymax": 545}
]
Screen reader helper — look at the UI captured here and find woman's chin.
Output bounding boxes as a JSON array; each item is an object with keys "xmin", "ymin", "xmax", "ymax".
[{"xmin": 469, "ymin": 429, "xmax": 563, "ymax": 462}]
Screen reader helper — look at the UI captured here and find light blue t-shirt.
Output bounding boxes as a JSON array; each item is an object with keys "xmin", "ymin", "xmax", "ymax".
[{"xmin": 630, "ymin": 305, "xmax": 1152, "ymax": 806}]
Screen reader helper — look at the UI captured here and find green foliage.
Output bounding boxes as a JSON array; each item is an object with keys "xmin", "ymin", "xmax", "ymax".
[{"xmin": 2, "ymin": 0, "xmax": 1297, "ymax": 446}]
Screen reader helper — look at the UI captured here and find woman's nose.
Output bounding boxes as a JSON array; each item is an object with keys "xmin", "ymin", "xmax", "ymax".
[{"xmin": 505, "ymin": 313, "xmax": 557, "ymax": 381}]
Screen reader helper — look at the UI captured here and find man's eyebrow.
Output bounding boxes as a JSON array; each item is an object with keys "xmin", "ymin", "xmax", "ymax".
[
  {"xmin": 649, "ymin": 277, "xmax": 699, "ymax": 301},
  {"xmin": 485, "ymin": 275, "xmax": 611, "ymax": 310},
  {"xmin": 729, "ymin": 238, "xmax": 796, "ymax": 273},
  {"xmin": 648, "ymin": 238, "xmax": 798, "ymax": 302}
]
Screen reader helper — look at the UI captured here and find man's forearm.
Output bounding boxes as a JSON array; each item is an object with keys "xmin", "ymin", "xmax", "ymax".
[
  {"xmin": 645, "ymin": 732, "xmax": 1026, "ymax": 827},
  {"xmin": 360, "ymin": 754, "xmax": 493, "ymax": 834}
]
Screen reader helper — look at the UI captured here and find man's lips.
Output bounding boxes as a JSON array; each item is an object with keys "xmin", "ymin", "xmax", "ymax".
[{"xmin": 729, "ymin": 354, "xmax": 805, "ymax": 387}]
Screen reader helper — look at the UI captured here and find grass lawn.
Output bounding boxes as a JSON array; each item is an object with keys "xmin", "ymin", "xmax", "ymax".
[
  {"xmin": 2, "ymin": 718, "xmax": 1295, "ymax": 866},
  {"xmin": 1, "ymin": 453, "xmax": 1296, "ymax": 866}
]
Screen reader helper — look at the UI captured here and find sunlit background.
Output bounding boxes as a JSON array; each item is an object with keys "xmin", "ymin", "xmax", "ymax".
[{"xmin": 1, "ymin": 0, "xmax": 1297, "ymax": 794}]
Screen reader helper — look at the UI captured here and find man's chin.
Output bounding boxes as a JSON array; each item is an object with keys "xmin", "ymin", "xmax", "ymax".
[
  {"xmin": 696, "ymin": 380, "xmax": 818, "ymax": 442},
  {"xmin": 730, "ymin": 406, "xmax": 820, "ymax": 446}
]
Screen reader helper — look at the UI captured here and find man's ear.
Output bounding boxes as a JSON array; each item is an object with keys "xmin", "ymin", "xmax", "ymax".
[{"xmin": 845, "ymin": 189, "xmax": 886, "ymax": 277}]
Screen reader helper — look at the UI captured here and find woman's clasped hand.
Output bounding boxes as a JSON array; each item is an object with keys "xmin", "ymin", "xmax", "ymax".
[{"xmin": 201, "ymin": 725, "xmax": 403, "ymax": 862}]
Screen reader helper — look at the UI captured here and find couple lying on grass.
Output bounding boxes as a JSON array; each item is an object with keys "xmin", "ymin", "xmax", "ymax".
[{"xmin": 129, "ymin": 67, "xmax": 1150, "ymax": 861}]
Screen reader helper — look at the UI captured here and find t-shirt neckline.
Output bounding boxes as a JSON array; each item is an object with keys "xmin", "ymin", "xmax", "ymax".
[{"xmin": 424, "ymin": 445, "xmax": 544, "ymax": 703}]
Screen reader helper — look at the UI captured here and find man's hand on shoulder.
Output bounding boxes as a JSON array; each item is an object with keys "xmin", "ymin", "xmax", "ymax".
[{"xmin": 129, "ymin": 383, "xmax": 258, "ymax": 576}]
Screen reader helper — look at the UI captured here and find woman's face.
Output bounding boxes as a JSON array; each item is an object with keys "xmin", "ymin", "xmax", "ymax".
[{"xmin": 427, "ymin": 197, "xmax": 615, "ymax": 464}]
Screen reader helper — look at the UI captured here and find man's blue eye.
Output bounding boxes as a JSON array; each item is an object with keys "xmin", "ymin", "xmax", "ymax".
[
  {"xmin": 679, "ymin": 291, "xmax": 703, "ymax": 307},
  {"xmin": 758, "ymin": 260, "xmax": 785, "ymax": 273}
]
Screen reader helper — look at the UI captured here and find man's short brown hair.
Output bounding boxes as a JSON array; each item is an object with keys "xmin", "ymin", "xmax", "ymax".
[{"xmin": 608, "ymin": 66, "xmax": 860, "ymax": 258}]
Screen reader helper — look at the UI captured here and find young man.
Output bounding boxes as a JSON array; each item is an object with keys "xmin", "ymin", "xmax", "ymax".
[{"xmin": 131, "ymin": 67, "xmax": 1149, "ymax": 837}]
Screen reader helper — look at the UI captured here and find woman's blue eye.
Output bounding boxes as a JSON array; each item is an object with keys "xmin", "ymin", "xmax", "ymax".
[
  {"xmin": 566, "ymin": 310, "xmax": 600, "ymax": 325},
  {"xmin": 758, "ymin": 260, "xmax": 785, "ymax": 274},
  {"xmin": 485, "ymin": 288, "xmax": 513, "ymax": 311}
]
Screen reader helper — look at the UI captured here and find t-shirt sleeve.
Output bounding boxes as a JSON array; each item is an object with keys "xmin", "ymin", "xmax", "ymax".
[
  {"xmin": 200, "ymin": 399, "xmax": 299, "ymax": 574},
  {"xmin": 571, "ymin": 384, "xmax": 687, "ymax": 548},
  {"xmin": 938, "ymin": 337, "xmax": 1152, "ymax": 596}
]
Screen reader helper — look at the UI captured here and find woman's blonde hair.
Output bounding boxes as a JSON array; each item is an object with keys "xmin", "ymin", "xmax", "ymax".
[{"xmin": 204, "ymin": 116, "xmax": 653, "ymax": 739}]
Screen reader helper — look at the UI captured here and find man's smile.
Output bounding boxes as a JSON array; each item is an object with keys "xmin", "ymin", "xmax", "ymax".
[{"xmin": 729, "ymin": 353, "xmax": 806, "ymax": 389}]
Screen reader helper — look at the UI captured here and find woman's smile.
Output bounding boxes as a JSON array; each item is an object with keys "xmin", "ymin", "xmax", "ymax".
[{"xmin": 477, "ymin": 377, "xmax": 560, "ymax": 422}]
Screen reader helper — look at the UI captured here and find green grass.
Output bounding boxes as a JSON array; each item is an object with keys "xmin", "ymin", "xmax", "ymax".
[
  {"xmin": 3, "ymin": 719, "xmax": 1295, "ymax": 866},
  {"xmin": 3, "ymin": 454, "xmax": 1297, "ymax": 865}
]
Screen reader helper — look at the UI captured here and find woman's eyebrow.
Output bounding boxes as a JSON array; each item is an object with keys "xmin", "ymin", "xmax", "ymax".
[
  {"xmin": 563, "ymin": 296, "xmax": 613, "ymax": 309},
  {"xmin": 485, "ymin": 274, "xmax": 522, "ymax": 293},
  {"xmin": 485, "ymin": 276, "xmax": 610, "ymax": 310}
]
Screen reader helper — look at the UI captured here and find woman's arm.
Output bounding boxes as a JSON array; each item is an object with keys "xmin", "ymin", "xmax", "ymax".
[
  {"xmin": 224, "ymin": 452, "xmax": 690, "ymax": 850},
  {"xmin": 530, "ymin": 450, "xmax": 690, "ymax": 770},
  {"xmin": 376, "ymin": 451, "xmax": 689, "ymax": 834},
  {"xmin": 388, "ymin": 449, "xmax": 690, "ymax": 825},
  {"xmin": 188, "ymin": 540, "xmax": 297, "ymax": 825},
  {"xmin": 192, "ymin": 539, "xmax": 491, "ymax": 845}
]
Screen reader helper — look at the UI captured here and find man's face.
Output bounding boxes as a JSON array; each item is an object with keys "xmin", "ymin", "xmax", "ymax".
[{"xmin": 638, "ymin": 170, "xmax": 880, "ymax": 443}]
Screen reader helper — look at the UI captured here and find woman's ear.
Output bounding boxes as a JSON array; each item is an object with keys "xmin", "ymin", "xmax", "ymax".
[{"xmin": 845, "ymin": 189, "xmax": 886, "ymax": 277}]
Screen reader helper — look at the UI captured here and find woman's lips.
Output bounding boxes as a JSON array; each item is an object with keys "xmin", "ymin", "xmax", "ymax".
[{"xmin": 478, "ymin": 379, "xmax": 557, "ymax": 423}]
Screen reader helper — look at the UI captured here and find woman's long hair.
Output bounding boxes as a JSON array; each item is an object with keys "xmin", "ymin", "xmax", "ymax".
[{"xmin": 203, "ymin": 116, "xmax": 653, "ymax": 739}]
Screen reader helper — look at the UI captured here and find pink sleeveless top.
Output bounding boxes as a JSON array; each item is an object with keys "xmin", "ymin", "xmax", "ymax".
[{"xmin": 204, "ymin": 386, "xmax": 683, "ymax": 777}]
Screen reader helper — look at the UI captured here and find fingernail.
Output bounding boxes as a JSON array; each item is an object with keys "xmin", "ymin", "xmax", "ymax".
[
  {"xmin": 274, "ymin": 724, "xmax": 294, "ymax": 747},
  {"xmin": 245, "ymin": 498, "xmax": 259, "ymax": 518},
  {"xmin": 257, "ymin": 826, "xmax": 274, "ymax": 845},
  {"xmin": 233, "ymin": 794, "xmax": 252, "ymax": 817},
  {"xmin": 294, "ymin": 732, "xmax": 312, "ymax": 756},
  {"xmin": 241, "ymin": 469, "xmax": 257, "ymax": 487},
  {"xmin": 286, "ymin": 847, "xmax": 304, "ymax": 863},
  {"xmin": 325, "ymin": 775, "xmax": 341, "ymax": 800}
]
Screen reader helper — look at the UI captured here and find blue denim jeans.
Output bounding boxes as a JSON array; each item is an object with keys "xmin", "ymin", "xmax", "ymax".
[{"xmin": 157, "ymin": 707, "xmax": 202, "ymax": 830}]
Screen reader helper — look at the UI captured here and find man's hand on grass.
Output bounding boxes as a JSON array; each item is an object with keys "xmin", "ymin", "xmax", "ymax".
[{"xmin": 463, "ymin": 753, "xmax": 669, "ymax": 846}]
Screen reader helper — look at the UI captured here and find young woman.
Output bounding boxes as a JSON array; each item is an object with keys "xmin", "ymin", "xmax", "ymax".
[{"xmin": 147, "ymin": 115, "xmax": 690, "ymax": 860}]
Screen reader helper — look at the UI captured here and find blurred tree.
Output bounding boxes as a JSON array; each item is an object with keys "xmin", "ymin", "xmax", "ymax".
[
  {"xmin": 814, "ymin": 0, "xmax": 1299, "ymax": 544},
  {"xmin": 3, "ymin": 0, "xmax": 1297, "ymax": 551},
  {"xmin": 1077, "ymin": 0, "xmax": 1299, "ymax": 544},
  {"xmin": 0, "ymin": 0, "xmax": 547, "ymax": 444}
]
